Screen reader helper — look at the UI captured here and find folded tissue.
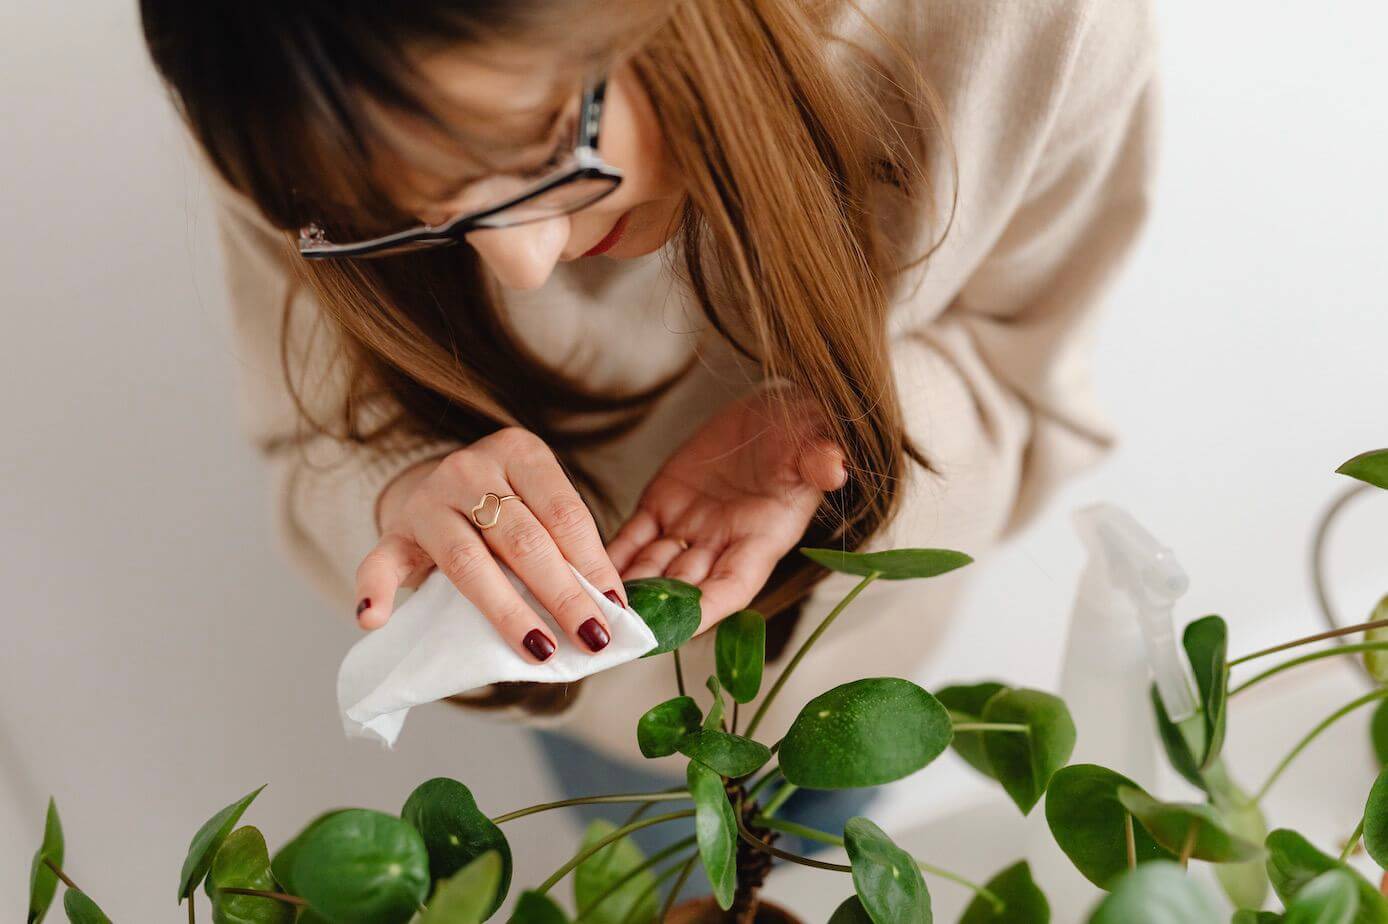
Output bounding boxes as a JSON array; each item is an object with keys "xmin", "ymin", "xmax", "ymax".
[{"xmin": 337, "ymin": 561, "xmax": 659, "ymax": 746}]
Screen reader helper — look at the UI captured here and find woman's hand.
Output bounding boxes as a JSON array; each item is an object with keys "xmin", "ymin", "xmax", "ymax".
[
  {"xmin": 606, "ymin": 384, "xmax": 847, "ymax": 634},
  {"xmin": 355, "ymin": 427, "xmax": 627, "ymax": 663}
]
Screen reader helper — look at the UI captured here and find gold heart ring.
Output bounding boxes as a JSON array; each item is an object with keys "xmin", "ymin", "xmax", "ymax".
[{"xmin": 469, "ymin": 492, "xmax": 520, "ymax": 530}]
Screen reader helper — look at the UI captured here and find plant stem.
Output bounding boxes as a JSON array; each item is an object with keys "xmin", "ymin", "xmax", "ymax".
[
  {"xmin": 761, "ymin": 781, "xmax": 799, "ymax": 819},
  {"xmin": 673, "ymin": 648, "xmax": 687, "ymax": 697},
  {"xmin": 491, "ymin": 791, "xmax": 689, "ymax": 824},
  {"xmin": 657, "ymin": 854, "xmax": 700, "ymax": 922},
  {"xmin": 43, "ymin": 857, "xmax": 80, "ymax": 892},
  {"xmin": 217, "ymin": 888, "xmax": 307, "ymax": 906},
  {"xmin": 744, "ymin": 571, "xmax": 880, "ymax": 739},
  {"xmin": 1124, "ymin": 814, "xmax": 1136, "ymax": 870},
  {"xmin": 732, "ymin": 700, "xmax": 740, "ymax": 737},
  {"xmin": 189, "ymin": 896, "xmax": 195, "ymax": 924},
  {"xmin": 1255, "ymin": 687, "xmax": 1388, "ymax": 802},
  {"xmin": 744, "ymin": 767, "xmax": 783, "ymax": 804},
  {"xmin": 1229, "ymin": 641, "xmax": 1388, "ymax": 696},
  {"xmin": 1341, "ymin": 818, "xmax": 1366, "ymax": 863},
  {"xmin": 1179, "ymin": 821, "xmax": 1197, "ymax": 868},
  {"xmin": 747, "ymin": 814, "xmax": 1002, "ymax": 911},
  {"xmin": 951, "ymin": 722, "xmax": 1030, "ymax": 734},
  {"xmin": 1229, "ymin": 617, "xmax": 1388, "ymax": 667},
  {"xmin": 574, "ymin": 835, "xmax": 697, "ymax": 922},
  {"xmin": 536, "ymin": 810, "xmax": 695, "ymax": 895},
  {"xmin": 619, "ymin": 852, "xmax": 697, "ymax": 924}
]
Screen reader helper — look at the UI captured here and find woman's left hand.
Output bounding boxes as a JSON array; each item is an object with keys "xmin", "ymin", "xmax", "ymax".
[{"xmin": 606, "ymin": 384, "xmax": 848, "ymax": 633}]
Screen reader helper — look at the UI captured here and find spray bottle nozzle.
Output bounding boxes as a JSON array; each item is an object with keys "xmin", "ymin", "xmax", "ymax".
[{"xmin": 1074, "ymin": 503, "xmax": 1197, "ymax": 722}]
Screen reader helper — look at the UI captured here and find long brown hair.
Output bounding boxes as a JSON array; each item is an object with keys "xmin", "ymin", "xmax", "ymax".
[{"xmin": 141, "ymin": 0, "xmax": 956, "ymax": 629}]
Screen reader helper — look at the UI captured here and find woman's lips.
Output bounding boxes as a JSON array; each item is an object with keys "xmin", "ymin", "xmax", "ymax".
[{"xmin": 582, "ymin": 210, "xmax": 632, "ymax": 257}]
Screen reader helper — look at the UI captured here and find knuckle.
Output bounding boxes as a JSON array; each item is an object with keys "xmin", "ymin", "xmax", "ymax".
[
  {"xmin": 545, "ymin": 493, "xmax": 593, "ymax": 537},
  {"xmin": 440, "ymin": 541, "xmax": 490, "ymax": 586},
  {"xmin": 489, "ymin": 603, "xmax": 531, "ymax": 636},
  {"xmin": 489, "ymin": 426, "xmax": 539, "ymax": 456},
  {"xmin": 502, "ymin": 518, "xmax": 551, "ymax": 559},
  {"xmin": 550, "ymin": 587, "xmax": 593, "ymax": 625}
]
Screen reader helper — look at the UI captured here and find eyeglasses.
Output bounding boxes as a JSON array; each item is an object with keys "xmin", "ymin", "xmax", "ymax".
[{"xmin": 297, "ymin": 74, "xmax": 623, "ymax": 260}]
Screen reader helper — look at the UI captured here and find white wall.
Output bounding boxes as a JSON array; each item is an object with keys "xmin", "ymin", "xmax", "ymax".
[{"xmin": 3, "ymin": 2, "xmax": 1385, "ymax": 919}]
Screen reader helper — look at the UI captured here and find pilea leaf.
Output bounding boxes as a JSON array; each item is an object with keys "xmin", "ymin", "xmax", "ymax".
[
  {"xmin": 843, "ymin": 818, "xmax": 930, "ymax": 924},
  {"xmin": 1150, "ymin": 684, "xmax": 1208, "ymax": 792},
  {"xmin": 269, "ymin": 809, "xmax": 349, "ymax": 895},
  {"xmin": 1265, "ymin": 829, "xmax": 1388, "ymax": 923},
  {"xmin": 1210, "ymin": 783, "xmax": 1271, "ymax": 911},
  {"xmin": 1282, "ymin": 869, "xmax": 1359, "ymax": 924},
  {"xmin": 573, "ymin": 820, "xmax": 659, "ymax": 924},
  {"xmin": 715, "ymin": 610, "xmax": 765, "ymax": 704},
  {"xmin": 207, "ymin": 826, "xmax": 293, "ymax": 924},
  {"xmin": 704, "ymin": 676, "xmax": 726, "ymax": 731},
  {"xmin": 418, "ymin": 851, "xmax": 503, "ymax": 924},
  {"xmin": 936, "ymin": 681, "xmax": 1006, "ymax": 780},
  {"xmin": 60, "ymin": 891, "xmax": 112, "ymax": 924},
  {"xmin": 779, "ymin": 678, "xmax": 952, "ymax": 789},
  {"xmin": 401, "ymin": 777, "xmax": 511, "ymax": 919},
  {"xmin": 1044, "ymin": 764, "xmax": 1175, "ymax": 889},
  {"xmin": 981, "ymin": 688, "xmax": 1076, "ymax": 815},
  {"xmin": 827, "ymin": 896, "xmax": 875, "ymax": 923},
  {"xmin": 1372, "ymin": 699, "xmax": 1388, "ymax": 767},
  {"xmin": 687, "ymin": 761, "xmax": 737, "ymax": 910},
  {"xmin": 510, "ymin": 891, "xmax": 571, "ymax": 923},
  {"xmin": 1362, "ymin": 596, "xmax": 1388, "ymax": 683},
  {"xmin": 177, "ymin": 785, "xmax": 266, "ymax": 902},
  {"xmin": 1337, "ymin": 450, "xmax": 1388, "ymax": 490},
  {"xmin": 1116, "ymin": 787, "xmax": 1263, "ymax": 863},
  {"xmin": 1183, "ymin": 615, "xmax": 1230, "ymax": 771},
  {"xmin": 800, "ymin": 546, "xmax": 972, "ymax": 580},
  {"xmin": 636, "ymin": 697, "xmax": 702, "ymax": 759},
  {"xmin": 626, "ymin": 578, "xmax": 701, "ymax": 657},
  {"xmin": 676, "ymin": 729, "xmax": 771, "ymax": 779},
  {"xmin": 1087, "ymin": 861, "xmax": 1221, "ymax": 923},
  {"xmin": 959, "ymin": 861, "xmax": 1049, "ymax": 924},
  {"xmin": 1361, "ymin": 764, "xmax": 1388, "ymax": 868},
  {"xmin": 291, "ymin": 809, "xmax": 431, "ymax": 924},
  {"xmin": 28, "ymin": 796, "xmax": 63, "ymax": 924}
]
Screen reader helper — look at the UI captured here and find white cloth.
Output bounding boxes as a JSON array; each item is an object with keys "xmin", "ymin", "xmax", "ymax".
[{"xmin": 337, "ymin": 563, "xmax": 658, "ymax": 746}]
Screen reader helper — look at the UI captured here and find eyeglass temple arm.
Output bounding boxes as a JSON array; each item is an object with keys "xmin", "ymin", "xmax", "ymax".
[{"xmin": 578, "ymin": 77, "xmax": 608, "ymax": 154}]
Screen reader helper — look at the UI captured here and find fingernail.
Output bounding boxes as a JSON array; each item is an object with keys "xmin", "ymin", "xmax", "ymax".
[
  {"xmin": 603, "ymin": 589, "xmax": 626, "ymax": 608},
  {"xmin": 578, "ymin": 618, "xmax": 611, "ymax": 652},
  {"xmin": 523, "ymin": 629, "xmax": 556, "ymax": 662},
  {"xmin": 355, "ymin": 598, "xmax": 371, "ymax": 620}
]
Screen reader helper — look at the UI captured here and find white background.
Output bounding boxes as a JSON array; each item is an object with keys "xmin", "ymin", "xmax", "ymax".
[{"xmin": 3, "ymin": 2, "xmax": 1385, "ymax": 919}]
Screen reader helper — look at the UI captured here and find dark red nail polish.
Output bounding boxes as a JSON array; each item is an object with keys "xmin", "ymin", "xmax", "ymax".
[
  {"xmin": 356, "ymin": 598, "xmax": 371, "ymax": 618},
  {"xmin": 603, "ymin": 589, "xmax": 626, "ymax": 608},
  {"xmin": 523, "ymin": 629, "xmax": 556, "ymax": 662},
  {"xmin": 578, "ymin": 618, "xmax": 611, "ymax": 652}
]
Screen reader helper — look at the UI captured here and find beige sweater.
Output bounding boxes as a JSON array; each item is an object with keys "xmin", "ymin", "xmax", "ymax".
[{"xmin": 207, "ymin": 0, "xmax": 1160, "ymax": 765}]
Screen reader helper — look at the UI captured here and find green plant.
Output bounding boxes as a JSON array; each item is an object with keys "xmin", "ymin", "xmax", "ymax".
[{"xmin": 23, "ymin": 449, "xmax": 1388, "ymax": 923}]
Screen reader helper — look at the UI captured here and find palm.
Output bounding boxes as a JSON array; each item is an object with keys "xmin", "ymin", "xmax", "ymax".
[{"xmin": 607, "ymin": 386, "xmax": 846, "ymax": 633}]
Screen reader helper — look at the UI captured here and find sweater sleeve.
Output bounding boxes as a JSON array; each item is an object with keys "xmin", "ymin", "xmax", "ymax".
[
  {"xmin": 872, "ymin": 0, "xmax": 1161, "ymax": 557},
  {"xmin": 208, "ymin": 172, "xmax": 466, "ymax": 612}
]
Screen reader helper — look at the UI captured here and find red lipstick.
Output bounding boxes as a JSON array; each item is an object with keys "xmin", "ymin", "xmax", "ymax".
[{"xmin": 582, "ymin": 210, "xmax": 632, "ymax": 257}]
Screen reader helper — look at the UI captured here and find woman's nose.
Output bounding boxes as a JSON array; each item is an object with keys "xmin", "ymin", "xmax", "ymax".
[{"xmin": 464, "ymin": 217, "xmax": 570, "ymax": 291}]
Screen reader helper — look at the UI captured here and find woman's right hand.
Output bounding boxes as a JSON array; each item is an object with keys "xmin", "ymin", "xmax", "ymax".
[{"xmin": 354, "ymin": 427, "xmax": 627, "ymax": 662}]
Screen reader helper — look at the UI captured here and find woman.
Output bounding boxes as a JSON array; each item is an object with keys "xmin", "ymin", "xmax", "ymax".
[{"xmin": 141, "ymin": 0, "xmax": 1158, "ymax": 901}]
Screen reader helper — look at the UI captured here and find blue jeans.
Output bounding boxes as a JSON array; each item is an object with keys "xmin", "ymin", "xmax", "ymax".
[{"xmin": 533, "ymin": 728, "xmax": 879, "ymax": 906}]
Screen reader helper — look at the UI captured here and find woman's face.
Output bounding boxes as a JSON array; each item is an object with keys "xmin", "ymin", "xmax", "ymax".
[{"xmin": 379, "ymin": 40, "xmax": 685, "ymax": 290}]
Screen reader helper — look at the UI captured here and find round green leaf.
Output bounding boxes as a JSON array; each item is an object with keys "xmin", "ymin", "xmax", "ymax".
[
  {"xmin": 800, "ymin": 547, "xmax": 972, "ymax": 580},
  {"xmin": 1265, "ymin": 829, "xmax": 1388, "ymax": 922},
  {"xmin": 703, "ymin": 675, "xmax": 726, "ymax": 731},
  {"xmin": 827, "ymin": 896, "xmax": 874, "ymax": 923},
  {"xmin": 937, "ymin": 681, "xmax": 1006, "ymax": 780},
  {"xmin": 1232, "ymin": 912, "xmax": 1285, "ymax": 923},
  {"xmin": 626, "ymin": 577, "xmax": 701, "ymax": 657},
  {"xmin": 636, "ymin": 696, "xmax": 702, "ymax": 759},
  {"xmin": 292, "ymin": 809, "xmax": 430, "ymax": 924},
  {"xmin": 715, "ymin": 610, "xmax": 765, "ymax": 704},
  {"xmin": 574, "ymin": 819, "xmax": 658, "ymax": 924},
  {"xmin": 780, "ymin": 678, "xmax": 951, "ymax": 789},
  {"xmin": 419, "ymin": 851, "xmax": 503, "ymax": 924},
  {"xmin": 687, "ymin": 761, "xmax": 737, "ymax": 910},
  {"xmin": 511, "ymin": 890, "xmax": 571, "ymax": 923},
  {"xmin": 178, "ymin": 785, "xmax": 266, "ymax": 902},
  {"xmin": 959, "ymin": 861, "xmax": 1049, "ymax": 924},
  {"xmin": 60, "ymin": 891, "xmax": 111, "ymax": 924},
  {"xmin": 1362, "ymin": 597, "xmax": 1388, "ymax": 683},
  {"xmin": 269, "ymin": 810, "xmax": 348, "ymax": 894},
  {"xmin": 1087, "ymin": 861, "xmax": 1220, "ymax": 923},
  {"xmin": 1183, "ymin": 615, "xmax": 1230, "ymax": 771},
  {"xmin": 1044, "ymin": 764, "xmax": 1175, "ymax": 889},
  {"xmin": 1209, "ymin": 783, "xmax": 1271, "ymax": 911},
  {"xmin": 28, "ymin": 796, "xmax": 63, "ymax": 924},
  {"xmin": 676, "ymin": 729, "xmax": 771, "ymax": 778},
  {"xmin": 1337, "ymin": 450, "xmax": 1388, "ymax": 490},
  {"xmin": 843, "ymin": 817, "xmax": 930, "ymax": 924},
  {"xmin": 207, "ymin": 826, "xmax": 293, "ymax": 924},
  {"xmin": 1150, "ymin": 685, "xmax": 1207, "ymax": 792},
  {"xmin": 1362, "ymin": 765, "xmax": 1388, "ymax": 868},
  {"xmin": 1283, "ymin": 869, "xmax": 1360, "ymax": 924},
  {"xmin": 401, "ymin": 778, "xmax": 511, "ymax": 919},
  {"xmin": 1116, "ymin": 787, "xmax": 1263, "ymax": 863},
  {"xmin": 981, "ymin": 688, "xmax": 1076, "ymax": 815},
  {"xmin": 1372, "ymin": 700, "xmax": 1388, "ymax": 768}
]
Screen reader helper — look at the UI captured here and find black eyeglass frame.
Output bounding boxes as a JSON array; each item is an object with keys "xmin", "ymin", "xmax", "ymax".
[{"xmin": 297, "ymin": 74, "xmax": 623, "ymax": 260}]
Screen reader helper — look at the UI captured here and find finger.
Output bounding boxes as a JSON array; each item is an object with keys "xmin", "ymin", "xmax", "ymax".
[
  {"xmin": 623, "ymin": 536, "xmax": 688, "ymax": 581},
  {"xmin": 606, "ymin": 508, "xmax": 661, "ymax": 574},
  {"xmin": 663, "ymin": 543, "xmax": 717, "ymax": 586},
  {"xmin": 353, "ymin": 532, "xmax": 432, "ymax": 630},
  {"xmin": 695, "ymin": 538, "xmax": 777, "ymax": 633},
  {"xmin": 413, "ymin": 504, "xmax": 560, "ymax": 663},
  {"xmin": 479, "ymin": 494, "xmax": 612, "ymax": 654},
  {"xmin": 798, "ymin": 440, "xmax": 848, "ymax": 492},
  {"xmin": 506, "ymin": 453, "xmax": 627, "ymax": 608}
]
